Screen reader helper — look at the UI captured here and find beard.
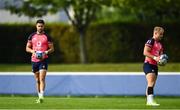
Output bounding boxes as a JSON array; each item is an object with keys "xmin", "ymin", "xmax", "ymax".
[{"xmin": 37, "ymin": 29, "xmax": 44, "ymax": 33}]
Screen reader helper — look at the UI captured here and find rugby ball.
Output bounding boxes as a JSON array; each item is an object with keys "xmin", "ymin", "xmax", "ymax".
[
  {"xmin": 36, "ymin": 51, "xmax": 43, "ymax": 59},
  {"xmin": 158, "ymin": 54, "xmax": 168, "ymax": 66}
]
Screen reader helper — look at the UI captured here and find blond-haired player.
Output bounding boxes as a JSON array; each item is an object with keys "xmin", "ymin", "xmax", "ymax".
[{"xmin": 143, "ymin": 26, "xmax": 165, "ymax": 106}]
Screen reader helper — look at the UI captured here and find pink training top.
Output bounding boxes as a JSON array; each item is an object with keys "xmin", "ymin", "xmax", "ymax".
[
  {"xmin": 144, "ymin": 38, "xmax": 163, "ymax": 65},
  {"xmin": 27, "ymin": 32, "xmax": 53, "ymax": 62}
]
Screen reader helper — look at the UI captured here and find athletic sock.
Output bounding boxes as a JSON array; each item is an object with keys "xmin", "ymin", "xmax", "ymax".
[
  {"xmin": 38, "ymin": 92, "xmax": 41, "ymax": 98},
  {"xmin": 147, "ymin": 87, "xmax": 154, "ymax": 103},
  {"xmin": 147, "ymin": 94, "xmax": 154, "ymax": 103},
  {"xmin": 39, "ymin": 91, "xmax": 44, "ymax": 99},
  {"xmin": 147, "ymin": 87, "xmax": 154, "ymax": 95}
]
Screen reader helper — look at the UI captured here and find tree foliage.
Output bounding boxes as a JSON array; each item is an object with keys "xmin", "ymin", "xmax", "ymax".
[
  {"xmin": 5, "ymin": 0, "xmax": 111, "ymax": 31},
  {"xmin": 112, "ymin": 0, "xmax": 180, "ymax": 23}
]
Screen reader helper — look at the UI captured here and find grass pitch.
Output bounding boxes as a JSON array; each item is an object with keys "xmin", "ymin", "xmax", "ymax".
[
  {"xmin": 0, "ymin": 96, "xmax": 180, "ymax": 109},
  {"xmin": 0, "ymin": 63, "xmax": 180, "ymax": 72}
]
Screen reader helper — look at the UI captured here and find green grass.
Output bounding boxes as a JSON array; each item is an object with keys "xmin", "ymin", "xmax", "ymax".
[
  {"xmin": 0, "ymin": 63, "xmax": 180, "ymax": 72},
  {"xmin": 0, "ymin": 96, "xmax": 180, "ymax": 109}
]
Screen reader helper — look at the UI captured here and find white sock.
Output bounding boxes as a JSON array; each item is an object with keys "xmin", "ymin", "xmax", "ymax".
[
  {"xmin": 147, "ymin": 94, "xmax": 154, "ymax": 103},
  {"xmin": 39, "ymin": 91, "xmax": 44, "ymax": 99},
  {"xmin": 38, "ymin": 92, "xmax": 41, "ymax": 98}
]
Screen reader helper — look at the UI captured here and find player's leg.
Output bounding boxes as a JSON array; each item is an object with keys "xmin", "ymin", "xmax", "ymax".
[
  {"xmin": 34, "ymin": 71, "xmax": 44, "ymax": 103},
  {"xmin": 32, "ymin": 62, "xmax": 41, "ymax": 96},
  {"xmin": 143, "ymin": 63, "xmax": 159, "ymax": 106},
  {"xmin": 146, "ymin": 73, "xmax": 159, "ymax": 106},
  {"xmin": 32, "ymin": 62, "xmax": 43, "ymax": 103},
  {"xmin": 39, "ymin": 69, "xmax": 47, "ymax": 99},
  {"xmin": 38, "ymin": 59, "xmax": 48, "ymax": 102},
  {"xmin": 34, "ymin": 72, "xmax": 40, "ymax": 93},
  {"xmin": 34, "ymin": 72, "xmax": 43, "ymax": 104}
]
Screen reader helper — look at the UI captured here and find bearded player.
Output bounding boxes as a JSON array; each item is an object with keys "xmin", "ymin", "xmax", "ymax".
[{"xmin": 26, "ymin": 19, "xmax": 54, "ymax": 103}]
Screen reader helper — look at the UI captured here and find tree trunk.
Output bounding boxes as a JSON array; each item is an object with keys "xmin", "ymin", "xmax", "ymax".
[{"xmin": 79, "ymin": 31, "xmax": 87, "ymax": 64}]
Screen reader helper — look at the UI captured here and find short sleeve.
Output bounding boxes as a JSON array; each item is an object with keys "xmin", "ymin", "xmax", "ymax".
[
  {"xmin": 145, "ymin": 38, "xmax": 155, "ymax": 47},
  {"xmin": 45, "ymin": 33, "xmax": 53, "ymax": 43},
  {"xmin": 27, "ymin": 32, "xmax": 36, "ymax": 43}
]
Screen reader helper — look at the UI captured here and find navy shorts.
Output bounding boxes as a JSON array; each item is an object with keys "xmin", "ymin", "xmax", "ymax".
[
  {"xmin": 143, "ymin": 62, "xmax": 158, "ymax": 76},
  {"xmin": 32, "ymin": 59, "xmax": 48, "ymax": 73}
]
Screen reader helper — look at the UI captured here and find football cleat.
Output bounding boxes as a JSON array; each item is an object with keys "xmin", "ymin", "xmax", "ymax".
[
  {"xmin": 36, "ymin": 98, "xmax": 43, "ymax": 103},
  {"xmin": 146, "ymin": 101, "xmax": 160, "ymax": 106}
]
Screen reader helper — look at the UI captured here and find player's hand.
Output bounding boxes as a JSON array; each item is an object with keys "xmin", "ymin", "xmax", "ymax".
[
  {"xmin": 44, "ymin": 51, "xmax": 48, "ymax": 55},
  {"xmin": 153, "ymin": 56, "xmax": 160, "ymax": 62},
  {"xmin": 31, "ymin": 50, "xmax": 36, "ymax": 55}
]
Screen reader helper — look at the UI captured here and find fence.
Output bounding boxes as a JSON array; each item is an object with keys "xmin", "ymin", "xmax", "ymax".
[{"xmin": 0, "ymin": 72, "xmax": 180, "ymax": 96}]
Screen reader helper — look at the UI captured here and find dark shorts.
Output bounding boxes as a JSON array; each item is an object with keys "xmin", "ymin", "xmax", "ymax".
[
  {"xmin": 32, "ymin": 59, "xmax": 48, "ymax": 73},
  {"xmin": 143, "ymin": 62, "xmax": 158, "ymax": 76}
]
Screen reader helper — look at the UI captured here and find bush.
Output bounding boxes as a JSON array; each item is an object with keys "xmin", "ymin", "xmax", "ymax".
[{"xmin": 0, "ymin": 22, "xmax": 179, "ymax": 63}]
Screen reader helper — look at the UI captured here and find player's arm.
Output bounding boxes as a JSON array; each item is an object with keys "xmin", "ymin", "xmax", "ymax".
[
  {"xmin": 26, "ymin": 42, "xmax": 35, "ymax": 54},
  {"xmin": 45, "ymin": 43, "xmax": 54, "ymax": 54},
  {"xmin": 159, "ymin": 48, "xmax": 163, "ymax": 55},
  {"xmin": 143, "ymin": 45, "xmax": 160, "ymax": 62}
]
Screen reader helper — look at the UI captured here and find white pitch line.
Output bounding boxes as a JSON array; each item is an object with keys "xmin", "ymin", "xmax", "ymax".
[{"xmin": 0, "ymin": 72, "xmax": 179, "ymax": 75}]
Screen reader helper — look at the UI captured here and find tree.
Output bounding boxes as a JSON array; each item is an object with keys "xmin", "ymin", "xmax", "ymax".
[
  {"xmin": 112, "ymin": 0, "xmax": 180, "ymax": 23},
  {"xmin": 5, "ymin": 0, "xmax": 111, "ymax": 64}
]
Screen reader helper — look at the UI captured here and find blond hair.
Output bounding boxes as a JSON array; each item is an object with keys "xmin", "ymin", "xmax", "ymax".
[{"xmin": 153, "ymin": 26, "xmax": 164, "ymax": 33}]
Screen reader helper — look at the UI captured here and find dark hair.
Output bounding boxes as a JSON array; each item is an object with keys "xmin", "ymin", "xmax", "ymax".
[{"xmin": 36, "ymin": 19, "xmax": 45, "ymax": 24}]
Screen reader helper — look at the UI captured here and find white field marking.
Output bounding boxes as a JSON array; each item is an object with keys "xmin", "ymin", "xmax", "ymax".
[
  {"xmin": 0, "ymin": 72, "xmax": 179, "ymax": 76},
  {"xmin": 7, "ymin": 108, "xmax": 179, "ymax": 110}
]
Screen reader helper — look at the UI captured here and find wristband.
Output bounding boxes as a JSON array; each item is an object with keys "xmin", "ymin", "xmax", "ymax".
[
  {"xmin": 153, "ymin": 56, "xmax": 157, "ymax": 60},
  {"xmin": 45, "ymin": 51, "xmax": 48, "ymax": 55},
  {"xmin": 32, "ymin": 50, "xmax": 35, "ymax": 54}
]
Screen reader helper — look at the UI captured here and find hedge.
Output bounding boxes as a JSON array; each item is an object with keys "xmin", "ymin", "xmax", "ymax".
[{"xmin": 0, "ymin": 22, "xmax": 179, "ymax": 63}]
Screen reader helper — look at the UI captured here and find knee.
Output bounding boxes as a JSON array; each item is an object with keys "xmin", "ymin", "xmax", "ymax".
[
  {"xmin": 36, "ymin": 79, "xmax": 40, "ymax": 84},
  {"xmin": 147, "ymin": 81, "xmax": 155, "ymax": 87},
  {"xmin": 40, "ymin": 78, "xmax": 45, "ymax": 83}
]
